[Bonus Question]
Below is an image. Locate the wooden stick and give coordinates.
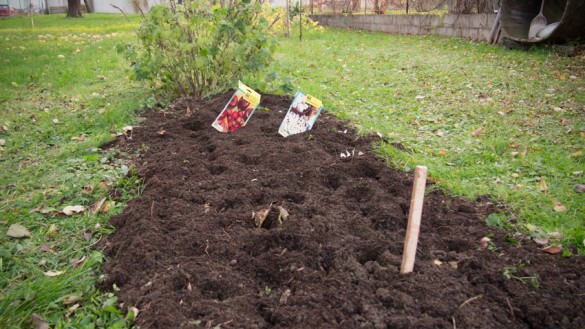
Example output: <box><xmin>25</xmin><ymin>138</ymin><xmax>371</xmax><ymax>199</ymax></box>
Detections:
<box><xmin>400</xmin><ymin>165</ymin><xmax>428</xmax><ymax>274</ymax></box>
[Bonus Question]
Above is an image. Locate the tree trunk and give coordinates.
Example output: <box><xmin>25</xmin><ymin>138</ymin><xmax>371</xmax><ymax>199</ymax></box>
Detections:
<box><xmin>67</xmin><ymin>0</ymin><xmax>83</xmax><ymax>17</ymax></box>
<box><xmin>84</xmin><ymin>0</ymin><xmax>93</xmax><ymax>13</ymax></box>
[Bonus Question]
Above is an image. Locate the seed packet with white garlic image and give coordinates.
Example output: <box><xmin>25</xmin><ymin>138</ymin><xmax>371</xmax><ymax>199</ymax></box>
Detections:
<box><xmin>212</xmin><ymin>81</ymin><xmax>261</xmax><ymax>133</ymax></box>
<box><xmin>278</xmin><ymin>91</ymin><xmax>323</xmax><ymax>137</ymax></box>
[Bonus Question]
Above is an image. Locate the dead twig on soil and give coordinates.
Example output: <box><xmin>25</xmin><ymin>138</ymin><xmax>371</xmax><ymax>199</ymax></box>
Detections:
<box><xmin>150</xmin><ymin>200</ymin><xmax>154</xmax><ymax>218</ymax></box>
<box><xmin>506</xmin><ymin>298</ymin><xmax>515</xmax><ymax>318</ymax></box>
<box><xmin>204</xmin><ymin>239</ymin><xmax>209</xmax><ymax>256</ymax></box>
<box><xmin>452</xmin><ymin>316</ymin><xmax>456</xmax><ymax>329</ymax></box>
<box><xmin>458</xmin><ymin>294</ymin><xmax>483</xmax><ymax>309</ymax></box>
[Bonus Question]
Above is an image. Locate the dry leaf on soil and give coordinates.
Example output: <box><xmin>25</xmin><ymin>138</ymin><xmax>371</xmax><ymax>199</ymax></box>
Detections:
<box><xmin>533</xmin><ymin>239</ymin><xmax>549</xmax><ymax>246</ymax></box>
<box><xmin>480</xmin><ymin>237</ymin><xmax>491</xmax><ymax>249</ymax></box>
<box><xmin>277</xmin><ymin>206</ymin><xmax>289</xmax><ymax>222</ymax></box>
<box><xmin>255</xmin><ymin>207</ymin><xmax>271</xmax><ymax>228</ymax></box>
<box><xmin>83</xmin><ymin>231</ymin><xmax>93</xmax><ymax>242</ymax></box>
<box><xmin>7</xmin><ymin>223</ymin><xmax>31</xmax><ymax>238</ymax></box>
<box><xmin>541</xmin><ymin>245</ymin><xmax>562</xmax><ymax>254</ymax></box>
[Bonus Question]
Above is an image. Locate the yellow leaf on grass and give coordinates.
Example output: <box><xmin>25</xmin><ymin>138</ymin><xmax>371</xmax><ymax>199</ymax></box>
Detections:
<box><xmin>63</xmin><ymin>205</ymin><xmax>85</xmax><ymax>215</ymax></box>
<box><xmin>63</xmin><ymin>295</ymin><xmax>83</xmax><ymax>305</ymax></box>
<box><xmin>90</xmin><ymin>198</ymin><xmax>106</xmax><ymax>215</ymax></box>
<box><xmin>438</xmin><ymin>150</ymin><xmax>448</xmax><ymax>155</ymax></box>
<box><xmin>539</xmin><ymin>177</ymin><xmax>547</xmax><ymax>192</ymax></box>
<box><xmin>44</xmin><ymin>270</ymin><xmax>64</xmax><ymax>277</ymax></box>
<box><xmin>553</xmin><ymin>202</ymin><xmax>566</xmax><ymax>212</ymax></box>
<box><xmin>46</xmin><ymin>224</ymin><xmax>58</xmax><ymax>237</ymax></box>
<box><xmin>7</xmin><ymin>224</ymin><xmax>31</xmax><ymax>238</ymax></box>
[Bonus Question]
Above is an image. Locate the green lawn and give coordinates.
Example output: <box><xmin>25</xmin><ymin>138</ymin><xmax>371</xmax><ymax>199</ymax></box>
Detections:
<box><xmin>0</xmin><ymin>12</ymin><xmax>583</xmax><ymax>328</ymax></box>
<box><xmin>0</xmin><ymin>14</ymin><xmax>148</xmax><ymax>328</ymax></box>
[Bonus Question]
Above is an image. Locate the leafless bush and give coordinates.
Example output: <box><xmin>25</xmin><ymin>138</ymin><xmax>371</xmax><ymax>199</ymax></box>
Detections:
<box><xmin>374</xmin><ymin>0</ymin><xmax>389</xmax><ymax>14</ymax></box>
<box><xmin>447</xmin><ymin>0</ymin><xmax>494</xmax><ymax>14</ymax></box>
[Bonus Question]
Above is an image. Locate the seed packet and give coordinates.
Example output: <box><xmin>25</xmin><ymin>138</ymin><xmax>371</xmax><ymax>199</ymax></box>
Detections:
<box><xmin>212</xmin><ymin>81</ymin><xmax>261</xmax><ymax>133</ymax></box>
<box><xmin>278</xmin><ymin>91</ymin><xmax>323</xmax><ymax>137</ymax></box>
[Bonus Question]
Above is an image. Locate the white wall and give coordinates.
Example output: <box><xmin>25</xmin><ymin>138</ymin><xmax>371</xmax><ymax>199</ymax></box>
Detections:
<box><xmin>3</xmin><ymin>0</ymin><xmax>46</xmax><ymax>10</ymax></box>
<box><xmin>93</xmin><ymin>0</ymin><xmax>165</xmax><ymax>14</ymax></box>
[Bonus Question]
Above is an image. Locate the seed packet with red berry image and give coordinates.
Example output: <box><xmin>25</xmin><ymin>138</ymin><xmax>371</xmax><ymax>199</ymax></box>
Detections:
<box><xmin>278</xmin><ymin>91</ymin><xmax>323</xmax><ymax>137</ymax></box>
<box><xmin>212</xmin><ymin>81</ymin><xmax>261</xmax><ymax>133</ymax></box>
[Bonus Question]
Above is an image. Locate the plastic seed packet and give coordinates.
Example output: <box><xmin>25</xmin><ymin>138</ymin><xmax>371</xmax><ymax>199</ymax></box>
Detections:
<box><xmin>212</xmin><ymin>81</ymin><xmax>261</xmax><ymax>133</ymax></box>
<box><xmin>278</xmin><ymin>91</ymin><xmax>323</xmax><ymax>137</ymax></box>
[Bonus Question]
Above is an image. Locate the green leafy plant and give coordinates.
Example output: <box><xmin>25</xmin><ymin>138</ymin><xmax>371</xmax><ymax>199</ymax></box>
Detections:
<box><xmin>123</xmin><ymin>0</ymin><xmax>276</xmax><ymax>98</ymax></box>
<box><xmin>502</xmin><ymin>267</ymin><xmax>540</xmax><ymax>289</ymax></box>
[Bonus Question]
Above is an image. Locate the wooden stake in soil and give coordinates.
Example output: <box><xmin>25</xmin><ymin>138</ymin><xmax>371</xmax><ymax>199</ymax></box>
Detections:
<box><xmin>400</xmin><ymin>165</ymin><xmax>428</xmax><ymax>274</ymax></box>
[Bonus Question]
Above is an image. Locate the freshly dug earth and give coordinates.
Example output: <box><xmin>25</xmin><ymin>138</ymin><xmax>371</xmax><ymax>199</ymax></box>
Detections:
<box><xmin>101</xmin><ymin>93</ymin><xmax>584</xmax><ymax>329</ymax></box>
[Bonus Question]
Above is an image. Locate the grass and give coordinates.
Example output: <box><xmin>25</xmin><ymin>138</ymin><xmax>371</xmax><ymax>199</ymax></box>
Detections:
<box><xmin>0</xmin><ymin>11</ymin><xmax>583</xmax><ymax>329</ymax></box>
<box><xmin>273</xmin><ymin>28</ymin><xmax>585</xmax><ymax>253</ymax></box>
<box><xmin>0</xmin><ymin>14</ymin><xmax>150</xmax><ymax>328</ymax></box>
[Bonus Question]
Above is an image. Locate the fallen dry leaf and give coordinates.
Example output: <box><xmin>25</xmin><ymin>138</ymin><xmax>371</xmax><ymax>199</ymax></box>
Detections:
<box><xmin>31</xmin><ymin>313</ymin><xmax>49</xmax><ymax>329</ymax></box>
<box><xmin>533</xmin><ymin>238</ymin><xmax>549</xmax><ymax>246</ymax></box>
<box><xmin>63</xmin><ymin>205</ymin><xmax>85</xmax><ymax>215</ymax></box>
<box><xmin>68</xmin><ymin>303</ymin><xmax>80</xmax><ymax>312</ymax></box>
<box><xmin>83</xmin><ymin>231</ymin><xmax>93</xmax><ymax>242</ymax></box>
<box><xmin>279</xmin><ymin>289</ymin><xmax>292</xmax><ymax>305</ymax></box>
<box><xmin>70</xmin><ymin>256</ymin><xmax>87</xmax><ymax>267</ymax></box>
<box><xmin>438</xmin><ymin>150</ymin><xmax>448</xmax><ymax>155</ymax></box>
<box><xmin>7</xmin><ymin>223</ymin><xmax>31</xmax><ymax>238</ymax></box>
<box><xmin>575</xmin><ymin>184</ymin><xmax>585</xmax><ymax>193</ymax></box>
<box><xmin>43</xmin><ymin>270</ymin><xmax>64</xmax><ymax>277</ymax></box>
<box><xmin>553</xmin><ymin>202</ymin><xmax>567</xmax><ymax>212</ymax></box>
<box><xmin>480</xmin><ymin>237</ymin><xmax>491</xmax><ymax>249</ymax></box>
<box><xmin>539</xmin><ymin>177</ymin><xmax>547</xmax><ymax>192</ymax></box>
<box><xmin>63</xmin><ymin>295</ymin><xmax>83</xmax><ymax>305</ymax></box>
<box><xmin>90</xmin><ymin>198</ymin><xmax>106</xmax><ymax>215</ymax></box>
<box><xmin>101</xmin><ymin>201</ymin><xmax>112</xmax><ymax>213</ymax></box>
<box><xmin>29</xmin><ymin>205</ymin><xmax>57</xmax><ymax>214</ymax></box>
<box><xmin>472</xmin><ymin>127</ymin><xmax>484</xmax><ymax>137</ymax></box>
<box><xmin>0</xmin><ymin>139</ymin><xmax>5</xmax><ymax>146</ymax></box>
<box><xmin>81</xmin><ymin>184</ymin><xmax>94</xmax><ymax>194</ymax></box>
<box><xmin>541</xmin><ymin>245</ymin><xmax>562</xmax><ymax>254</ymax></box>
<box><xmin>39</xmin><ymin>245</ymin><xmax>55</xmax><ymax>252</ymax></box>
<box><xmin>45</xmin><ymin>224</ymin><xmax>58</xmax><ymax>237</ymax></box>
<box><xmin>277</xmin><ymin>206</ymin><xmax>289</xmax><ymax>222</ymax></box>
<box><xmin>255</xmin><ymin>204</ymin><xmax>273</xmax><ymax>228</ymax></box>
<box><xmin>433</xmin><ymin>259</ymin><xmax>443</xmax><ymax>266</ymax></box>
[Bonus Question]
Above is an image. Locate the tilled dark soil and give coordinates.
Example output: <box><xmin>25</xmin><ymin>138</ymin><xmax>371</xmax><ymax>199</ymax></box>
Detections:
<box><xmin>101</xmin><ymin>92</ymin><xmax>585</xmax><ymax>329</ymax></box>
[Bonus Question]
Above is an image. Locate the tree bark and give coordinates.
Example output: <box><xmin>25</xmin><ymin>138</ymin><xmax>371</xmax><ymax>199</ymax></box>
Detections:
<box><xmin>67</xmin><ymin>0</ymin><xmax>83</xmax><ymax>17</ymax></box>
<box><xmin>84</xmin><ymin>0</ymin><xmax>93</xmax><ymax>13</ymax></box>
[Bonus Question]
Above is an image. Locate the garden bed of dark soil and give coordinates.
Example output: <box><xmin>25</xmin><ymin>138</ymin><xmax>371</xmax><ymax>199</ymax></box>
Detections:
<box><xmin>101</xmin><ymin>92</ymin><xmax>584</xmax><ymax>329</ymax></box>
